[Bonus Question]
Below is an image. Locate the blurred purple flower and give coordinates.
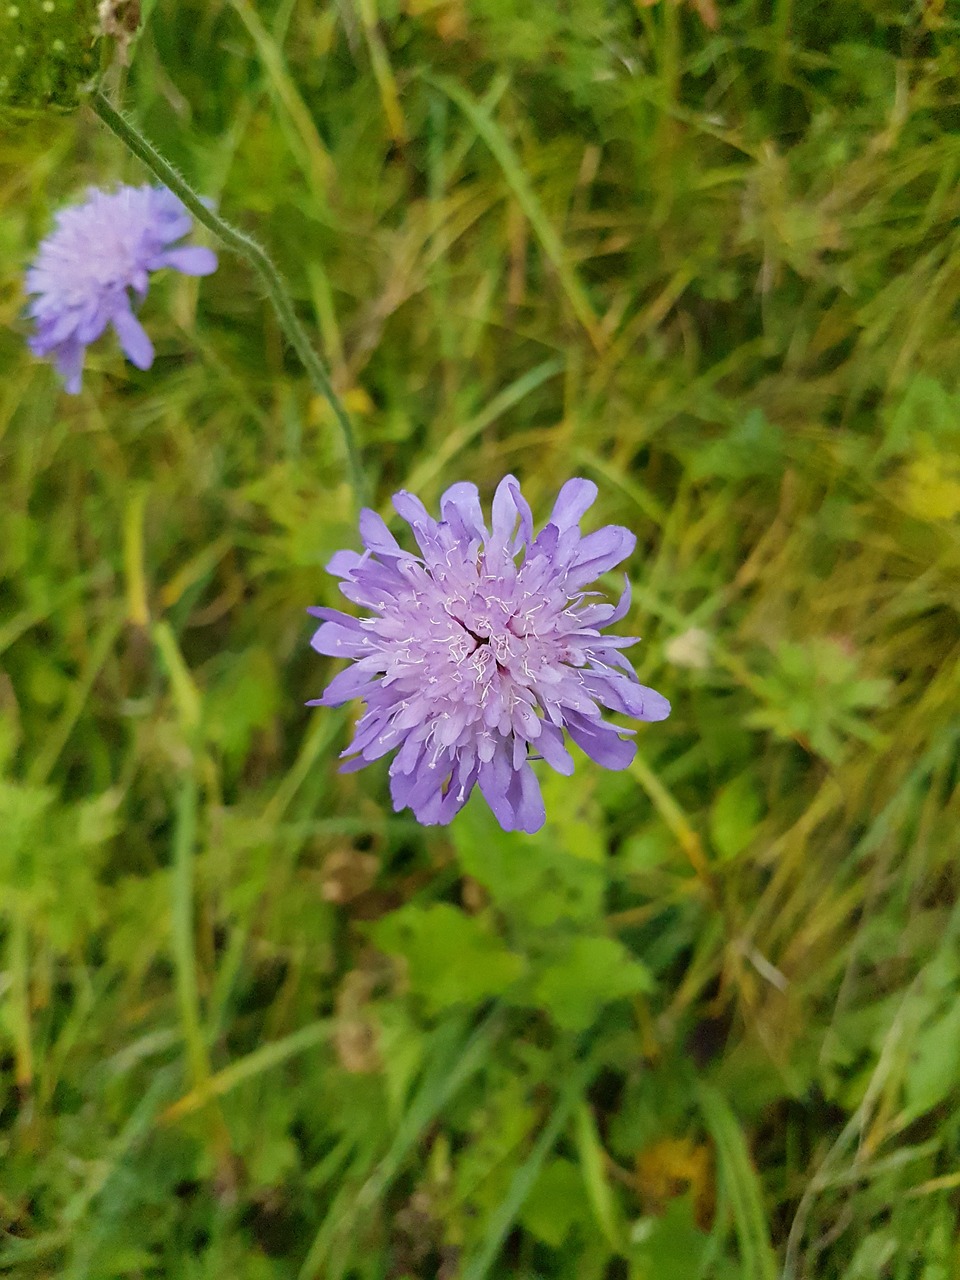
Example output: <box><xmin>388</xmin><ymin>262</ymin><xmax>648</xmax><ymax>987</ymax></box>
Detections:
<box><xmin>25</xmin><ymin>183</ymin><xmax>217</xmax><ymax>393</ymax></box>
<box><xmin>310</xmin><ymin>476</ymin><xmax>670</xmax><ymax>834</ymax></box>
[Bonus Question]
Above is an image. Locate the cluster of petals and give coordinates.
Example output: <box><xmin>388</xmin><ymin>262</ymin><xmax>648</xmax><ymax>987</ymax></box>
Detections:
<box><xmin>25</xmin><ymin>183</ymin><xmax>217</xmax><ymax>393</ymax></box>
<box><xmin>310</xmin><ymin>476</ymin><xmax>670</xmax><ymax>834</ymax></box>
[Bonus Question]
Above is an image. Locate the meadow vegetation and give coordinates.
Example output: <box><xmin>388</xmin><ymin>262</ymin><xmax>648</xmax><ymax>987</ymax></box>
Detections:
<box><xmin>1</xmin><ymin>0</ymin><xmax>959</xmax><ymax>1276</ymax></box>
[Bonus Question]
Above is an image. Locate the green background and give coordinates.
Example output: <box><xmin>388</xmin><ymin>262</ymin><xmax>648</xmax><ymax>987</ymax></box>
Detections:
<box><xmin>1</xmin><ymin>0</ymin><xmax>960</xmax><ymax>1276</ymax></box>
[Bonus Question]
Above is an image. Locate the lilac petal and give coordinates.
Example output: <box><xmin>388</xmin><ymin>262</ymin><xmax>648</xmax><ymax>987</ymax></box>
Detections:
<box><xmin>511</xmin><ymin>484</ymin><xmax>534</xmax><ymax>552</ymax></box>
<box><xmin>549</xmin><ymin>478</ymin><xmax>597</xmax><ymax>532</ymax></box>
<box><xmin>507</xmin><ymin>761</ymin><xmax>546</xmax><ymax>833</ymax></box>
<box><xmin>609</xmin><ymin>575</ymin><xmax>632</xmax><ymax>625</ymax></box>
<box><xmin>392</xmin><ymin>731</ymin><xmax>425</xmax><ymax>776</ymax></box>
<box><xmin>582</xmin><ymin>671</ymin><xmax>671</xmax><ymax>721</ymax></box>
<box><xmin>158</xmin><ymin>245</ymin><xmax>218</xmax><ymax>276</ymax></box>
<box><xmin>337</xmin><ymin>752</ymin><xmax>370</xmax><ymax>774</ymax></box>
<box><xmin>36</xmin><ymin>306</ymin><xmax>83</xmax><ymax>348</ymax></box>
<box><xmin>391</xmin><ymin>752</ymin><xmax>450</xmax><ymax>820</ymax></box>
<box><xmin>146</xmin><ymin>186</ymin><xmax>190</xmax><ymax>228</ymax></box>
<box><xmin>393</xmin><ymin>490</ymin><xmax>433</xmax><ymax>527</ymax></box>
<box><xmin>565</xmin><ymin>526</ymin><xmax>637</xmax><ymax>590</ymax></box>
<box><xmin>393</xmin><ymin>491</ymin><xmax>446</xmax><ymax>560</ymax></box>
<box><xmin>640</xmin><ymin>689</ymin><xmax>671</xmax><ymax>721</ymax></box>
<box><xmin>55</xmin><ymin>341</ymin><xmax>86</xmax><ymax>395</ymax></box>
<box><xmin>489</xmin><ymin>474</ymin><xmax>525</xmax><ymax>552</ymax></box>
<box><xmin>317</xmin><ymin>664</ymin><xmax>378</xmax><ymax>706</ymax></box>
<box><xmin>487</xmin><ymin>473</ymin><xmax>533</xmax><ymax>552</ymax></box>
<box><xmin>353</xmin><ymin>718</ymin><xmax>403</xmax><ymax>762</ymax></box>
<box><xmin>530</xmin><ymin>522</ymin><xmax>559</xmax><ymax>560</ymax></box>
<box><xmin>112</xmin><ymin>306</ymin><xmax>154</xmax><ymax>371</ymax></box>
<box><xmin>437</xmin><ymin>772</ymin><xmax>478</xmax><ymax>823</ymax></box>
<box><xmin>307</xmin><ymin>474</ymin><xmax>668</xmax><ymax>830</ymax></box>
<box><xmin>478</xmin><ymin>745</ymin><xmax>515</xmax><ymax>831</ymax></box>
<box><xmin>75</xmin><ymin>301</ymin><xmax>111</xmax><ymax>344</ymax></box>
<box><xmin>440</xmin><ymin>481</ymin><xmax>486</xmax><ymax>543</ymax></box>
<box><xmin>307</xmin><ymin>606</ymin><xmax>364</xmax><ymax>626</ymax></box>
<box><xmin>24</xmin><ymin>182</ymin><xmax>217</xmax><ymax>390</ymax></box>
<box><xmin>535</xmin><ymin>721</ymin><xmax>575</xmax><ymax>775</ymax></box>
<box><xmin>326</xmin><ymin>549</ymin><xmax>366</xmax><ymax>577</ymax></box>
<box><xmin>359</xmin><ymin>508</ymin><xmax>402</xmax><ymax>556</ymax></box>
<box><xmin>310</xmin><ymin>622</ymin><xmax>371</xmax><ymax>657</ymax></box>
<box><xmin>388</xmin><ymin>763</ymin><xmax>421</xmax><ymax>812</ymax></box>
<box><xmin>565</xmin><ymin>712</ymin><xmax>637</xmax><ymax>770</ymax></box>
<box><xmin>338</xmin><ymin>562</ymin><xmax>407</xmax><ymax>608</ymax></box>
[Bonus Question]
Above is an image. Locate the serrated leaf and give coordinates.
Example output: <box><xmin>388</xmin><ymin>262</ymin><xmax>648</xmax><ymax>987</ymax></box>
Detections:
<box><xmin>370</xmin><ymin>904</ymin><xmax>525</xmax><ymax>1013</ymax></box>
<box><xmin>533</xmin><ymin>935</ymin><xmax>653</xmax><ymax>1032</ymax></box>
<box><xmin>452</xmin><ymin>792</ymin><xmax>604</xmax><ymax>928</ymax></box>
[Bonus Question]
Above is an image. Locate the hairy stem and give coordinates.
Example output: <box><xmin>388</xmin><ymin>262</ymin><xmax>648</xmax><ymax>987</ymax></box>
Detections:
<box><xmin>91</xmin><ymin>88</ymin><xmax>367</xmax><ymax>506</ymax></box>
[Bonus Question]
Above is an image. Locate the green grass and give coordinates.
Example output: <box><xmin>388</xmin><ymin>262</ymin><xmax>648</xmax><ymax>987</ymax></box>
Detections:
<box><xmin>2</xmin><ymin>1</ymin><xmax>960</xmax><ymax>1276</ymax></box>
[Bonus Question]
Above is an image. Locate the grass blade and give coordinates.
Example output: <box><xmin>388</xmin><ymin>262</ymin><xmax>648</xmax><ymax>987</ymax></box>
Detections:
<box><xmin>426</xmin><ymin>73</ymin><xmax>605</xmax><ymax>351</ymax></box>
<box><xmin>462</xmin><ymin>1055</ymin><xmax>595</xmax><ymax>1280</ymax></box>
<box><xmin>695</xmin><ymin>1081</ymin><xmax>777</xmax><ymax>1280</ymax></box>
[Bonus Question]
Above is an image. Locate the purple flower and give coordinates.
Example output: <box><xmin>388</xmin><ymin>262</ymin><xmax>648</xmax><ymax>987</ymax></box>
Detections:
<box><xmin>25</xmin><ymin>183</ymin><xmax>217</xmax><ymax>394</ymax></box>
<box><xmin>310</xmin><ymin>476</ymin><xmax>671</xmax><ymax>834</ymax></box>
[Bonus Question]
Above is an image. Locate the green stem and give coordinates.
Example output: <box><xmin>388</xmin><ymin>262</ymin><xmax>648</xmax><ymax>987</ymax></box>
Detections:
<box><xmin>9</xmin><ymin>914</ymin><xmax>33</xmax><ymax>1092</ymax></box>
<box><xmin>90</xmin><ymin>88</ymin><xmax>367</xmax><ymax>507</ymax></box>
<box><xmin>171</xmin><ymin>770</ymin><xmax>210</xmax><ymax>1091</ymax></box>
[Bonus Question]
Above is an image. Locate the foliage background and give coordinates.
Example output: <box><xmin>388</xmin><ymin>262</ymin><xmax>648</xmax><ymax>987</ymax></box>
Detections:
<box><xmin>2</xmin><ymin>0</ymin><xmax>960</xmax><ymax>1276</ymax></box>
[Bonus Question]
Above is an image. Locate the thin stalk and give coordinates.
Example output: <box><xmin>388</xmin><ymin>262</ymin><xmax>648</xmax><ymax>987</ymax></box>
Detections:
<box><xmin>9</xmin><ymin>914</ymin><xmax>33</xmax><ymax>1092</ymax></box>
<box><xmin>171</xmin><ymin>770</ymin><xmax>210</xmax><ymax>1091</ymax></box>
<box><xmin>90</xmin><ymin>89</ymin><xmax>367</xmax><ymax>507</ymax></box>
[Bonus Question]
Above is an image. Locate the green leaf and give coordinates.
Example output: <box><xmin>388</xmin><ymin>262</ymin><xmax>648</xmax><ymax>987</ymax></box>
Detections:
<box><xmin>204</xmin><ymin>646</ymin><xmax>280</xmax><ymax>765</ymax></box>
<box><xmin>881</xmin><ymin>375</ymin><xmax>960</xmax><ymax>460</ymax></box>
<box><xmin>452</xmin><ymin>792</ymin><xmax>604</xmax><ymax>928</ymax></box>
<box><xmin>575</xmin><ymin>1101</ymin><xmax>625</xmax><ymax>1250</ymax></box>
<box><xmin>630</xmin><ymin>1196</ymin><xmax>712</xmax><ymax>1280</ymax></box>
<box><xmin>694</xmin><ymin>1083</ymin><xmax>777</xmax><ymax>1280</ymax></box>
<box><xmin>533</xmin><ymin>935</ymin><xmax>653</xmax><ymax>1032</ymax></box>
<box><xmin>370</xmin><ymin>904</ymin><xmax>525</xmax><ymax>1013</ymax></box>
<box><xmin>746</xmin><ymin>639</ymin><xmax>890</xmax><ymax>764</ymax></box>
<box><xmin>541</xmin><ymin>768</ymin><xmax>605</xmax><ymax>862</ymax></box>
<box><xmin>686</xmin><ymin>410</ymin><xmax>784</xmax><ymax>482</ymax></box>
<box><xmin>619</xmin><ymin>826</ymin><xmax>676</xmax><ymax>873</ymax></box>
<box><xmin>904</xmin><ymin>1000</ymin><xmax>960</xmax><ymax>1120</ymax></box>
<box><xmin>709</xmin><ymin>772</ymin><xmax>762</xmax><ymax>861</ymax></box>
<box><xmin>0</xmin><ymin>780</ymin><xmax>112</xmax><ymax>950</ymax></box>
<box><xmin>519</xmin><ymin>1158</ymin><xmax>589</xmax><ymax>1248</ymax></box>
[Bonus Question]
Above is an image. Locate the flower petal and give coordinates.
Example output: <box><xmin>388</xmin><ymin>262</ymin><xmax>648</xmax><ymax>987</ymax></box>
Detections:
<box><xmin>159</xmin><ymin>245</ymin><xmax>218</xmax><ymax>276</ymax></box>
<box><xmin>565</xmin><ymin>525</ymin><xmax>637</xmax><ymax>589</ymax></box>
<box><xmin>549</xmin><ymin>478</ymin><xmax>597</xmax><ymax>532</ymax></box>
<box><xmin>54</xmin><ymin>340</ymin><xmax>86</xmax><ymax>395</ymax></box>
<box><xmin>534</xmin><ymin>721</ymin><xmax>575</xmax><ymax>775</ymax></box>
<box><xmin>24</xmin><ymin>183</ymin><xmax>216</xmax><ymax>391</ymax></box>
<box><xmin>359</xmin><ymin>508</ymin><xmax>403</xmax><ymax>556</ymax></box>
<box><xmin>310</xmin><ymin>621</ymin><xmax>371</xmax><ymax>657</ymax></box>
<box><xmin>307</xmin><ymin>475</ymin><xmax>668</xmax><ymax>831</ymax></box>
<box><xmin>581</xmin><ymin>671</ymin><xmax>671</xmax><ymax>721</ymax></box>
<box><xmin>111</xmin><ymin>305</ymin><xmax>155</xmax><ymax>371</ymax></box>
<box><xmin>489</xmin><ymin>474</ymin><xmax>531</xmax><ymax>554</ymax></box>
<box><xmin>508</xmin><ymin>760</ymin><xmax>546</xmax><ymax>833</ymax></box>
<box><xmin>565</xmin><ymin>711</ymin><xmax>637</xmax><ymax>770</ymax></box>
<box><xmin>316</xmin><ymin>664</ymin><xmax>379</xmax><ymax>706</ymax></box>
<box><xmin>441</xmin><ymin>481</ymin><xmax>487</xmax><ymax>543</ymax></box>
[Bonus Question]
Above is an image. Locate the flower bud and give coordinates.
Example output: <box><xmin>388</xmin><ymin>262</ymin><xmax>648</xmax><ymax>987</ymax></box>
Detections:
<box><xmin>0</xmin><ymin>0</ymin><xmax>102</xmax><ymax>116</ymax></box>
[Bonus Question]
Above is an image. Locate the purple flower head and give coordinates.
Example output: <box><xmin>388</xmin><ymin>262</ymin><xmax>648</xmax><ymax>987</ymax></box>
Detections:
<box><xmin>24</xmin><ymin>183</ymin><xmax>218</xmax><ymax>394</ymax></box>
<box><xmin>310</xmin><ymin>476</ymin><xmax>671</xmax><ymax>835</ymax></box>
